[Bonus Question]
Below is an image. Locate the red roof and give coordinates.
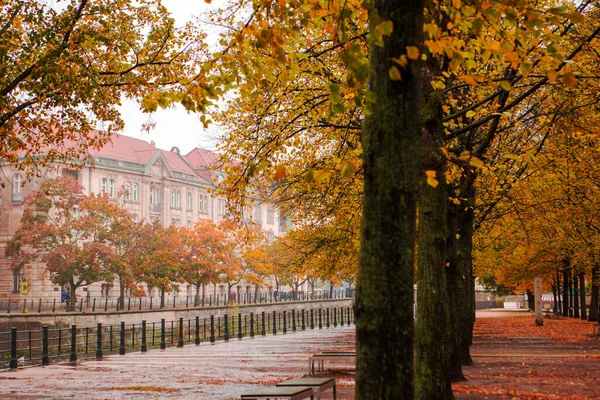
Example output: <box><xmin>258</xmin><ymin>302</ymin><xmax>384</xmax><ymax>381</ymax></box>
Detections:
<box><xmin>88</xmin><ymin>134</ymin><xmax>158</xmax><ymax>164</ymax></box>
<box><xmin>162</xmin><ymin>149</ymin><xmax>198</xmax><ymax>176</ymax></box>
<box><xmin>185</xmin><ymin>147</ymin><xmax>220</xmax><ymax>170</ymax></box>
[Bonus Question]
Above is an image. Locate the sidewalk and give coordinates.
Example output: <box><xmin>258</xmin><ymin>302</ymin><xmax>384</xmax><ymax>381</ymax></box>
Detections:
<box><xmin>0</xmin><ymin>326</ymin><xmax>356</xmax><ymax>399</ymax></box>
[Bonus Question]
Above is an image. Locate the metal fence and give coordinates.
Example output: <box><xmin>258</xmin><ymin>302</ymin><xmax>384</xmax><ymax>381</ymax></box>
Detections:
<box><xmin>0</xmin><ymin>305</ymin><xmax>355</xmax><ymax>371</ymax></box>
<box><xmin>0</xmin><ymin>289</ymin><xmax>353</xmax><ymax>314</ymax></box>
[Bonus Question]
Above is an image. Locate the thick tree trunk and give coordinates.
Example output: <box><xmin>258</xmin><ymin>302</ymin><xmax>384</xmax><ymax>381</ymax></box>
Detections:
<box><xmin>579</xmin><ymin>273</ymin><xmax>587</xmax><ymax>320</ymax></box>
<box><xmin>589</xmin><ymin>263</ymin><xmax>599</xmax><ymax>322</ymax></box>
<box><xmin>119</xmin><ymin>277</ymin><xmax>125</xmax><ymax>309</ymax></box>
<box><xmin>195</xmin><ymin>283</ymin><xmax>202</xmax><ymax>306</ymax></box>
<box><xmin>562</xmin><ymin>264</ymin><xmax>569</xmax><ymax>317</ymax></box>
<box><xmin>416</xmin><ymin>86</ymin><xmax>455</xmax><ymax>397</ymax></box>
<box><xmin>355</xmin><ymin>0</ymin><xmax>423</xmax><ymax>397</ymax></box>
<box><xmin>526</xmin><ymin>290</ymin><xmax>535</xmax><ymax>311</ymax></box>
<box><xmin>573</xmin><ymin>268</ymin><xmax>580</xmax><ymax>319</ymax></box>
<box><xmin>568</xmin><ymin>270</ymin><xmax>574</xmax><ymax>318</ymax></box>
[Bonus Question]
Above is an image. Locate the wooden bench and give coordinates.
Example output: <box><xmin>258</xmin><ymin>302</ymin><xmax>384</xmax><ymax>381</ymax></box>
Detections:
<box><xmin>240</xmin><ymin>386</ymin><xmax>314</xmax><ymax>400</ymax></box>
<box><xmin>277</xmin><ymin>378</ymin><xmax>336</xmax><ymax>400</ymax></box>
<box><xmin>308</xmin><ymin>352</ymin><xmax>355</xmax><ymax>375</ymax></box>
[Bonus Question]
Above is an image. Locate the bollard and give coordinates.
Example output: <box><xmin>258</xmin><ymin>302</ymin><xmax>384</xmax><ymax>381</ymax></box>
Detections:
<box><xmin>348</xmin><ymin>306</ymin><xmax>352</xmax><ymax>325</ymax></box>
<box><xmin>261</xmin><ymin>312</ymin><xmax>266</xmax><ymax>336</ymax></box>
<box><xmin>341</xmin><ymin>307</ymin><xmax>344</xmax><ymax>326</ymax></box>
<box><xmin>333</xmin><ymin>307</ymin><xmax>337</xmax><ymax>327</ymax></box>
<box><xmin>224</xmin><ymin>314</ymin><xmax>229</xmax><ymax>341</ymax></box>
<box><xmin>92</xmin><ymin>298</ymin><xmax>96</xmax><ymax>312</ymax></box>
<box><xmin>160</xmin><ymin>319</ymin><xmax>166</xmax><ymax>350</ymax></box>
<box><xmin>178</xmin><ymin>318</ymin><xmax>184</xmax><ymax>347</ymax></box>
<box><xmin>326</xmin><ymin>308</ymin><xmax>330</xmax><ymax>328</ymax></box>
<box><xmin>119</xmin><ymin>321</ymin><xmax>126</xmax><ymax>355</ymax></box>
<box><xmin>311</xmin><ymin>309</ymin><xmax>315</xmax><ymax>329</ymax></box>
<box><xmin>70</xmin><ymin>325</ymin><xmax>77</xmax><ymax>362</ymax></box>
<box><xmin>283</xmin><ymin>311</ymin><xmax>287</xmax><ymax>334</ymax></box>
<box><xmin>250</xmin><ymin>313</ymin><xmax>255</xmax><ymax>338</ymax></box>
<box><xmin>195</xmin><ymin>316</ymin><xmax>200</xmax><ymax>345</ymax></box>
<box><xmin>141</xmin><ymin>321</ymin><xmax>147</xmax><ymax>352</ymax></box>
<box><xmin>10</xmin><ymin>327</ymin><xmax>17</xmax><ymax>370</ymax></box>
<box><xmin>210</xmin><ymin>315</ymin><xmax>215</xmax><ymax>343</ymax></box>
<box><xmin>96</xmin><ymin>323</ymin><xmax>103</xmax><ymax>359</ymax></box>
<box><xmin>238</xmin><ymin>313</ymin><xmax>242</xmax><ymax>340</ymax></box>
<box><xmin>42</xmin><ymin>326</ymin><xmax>49</xmax><ymax>365</ymax></box>
<box><xmin>139</xmin><ymin>298</ymin><xmax>142</xmax><ymax>311</ymax></box>
<box><xmin>318</xmin><ymin>308</ymin><xmax>323</xmax><ymax>329</ymax></box>
<box><xmin>272</xmin><ymin>311</ymin><xmax>277</xmax><ymax>335</ymax></box>
<box><xmin>292</xmin><ymin>310</ymin><xmax>296</xmax><ymax>332</ymax></box>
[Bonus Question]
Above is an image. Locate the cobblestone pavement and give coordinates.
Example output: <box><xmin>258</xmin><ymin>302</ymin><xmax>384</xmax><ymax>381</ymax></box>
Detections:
<box><xmin>0</xmin><ymin>326</ymin><xmax>356</xmax><ymax>399</ymax></box>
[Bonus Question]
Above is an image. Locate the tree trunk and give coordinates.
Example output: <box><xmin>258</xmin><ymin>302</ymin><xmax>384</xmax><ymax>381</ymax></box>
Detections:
<box><xmin>415</xmin><ymin>34</ymin><xmax>455</xmax><ymax>397</ymax></box>
<box><xmin>526</xmin><ymin>289</ymin><xmax>535</xmax><ymax>311</ymax></box>
<box><xmin>573</xmin><ymin>268</ymin><xmax>580</xmax><ymax>319</ymax></box>
<box><xmin>562</xmin><ymin>264</ymin><xmax>569</xmax><ymax>317</ymax></box>
<box><xmin>579</xmin><ymin>273</ymin><xmax>587</xmax><ymax>320</ymax></box>
<box><xmin>589</xmin><ymin>263</ymin><xmax>599</xmax><ymax>322</ymax></box>
<box><xmin>355</xmin><ymin>0</ymin><xmax>423</xmax><ymax>397</ymax></box>
<box><xmin>568</xmin><ymin>269</ymin><xmax>574</xmax><ymax>318</ymax></box>
<box><xmin>119</xmin><ymin>277</ymin><xmax>125</xmax><ymax>309</ymax></box>
<box><xmin>195</xmin><ymin>283</ymin><xmax>202</xmax><ymax>306</ymax></box>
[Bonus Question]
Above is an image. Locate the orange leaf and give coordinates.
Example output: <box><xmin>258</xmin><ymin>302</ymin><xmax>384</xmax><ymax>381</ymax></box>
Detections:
<box><xmin>274</xmin><ymin>165</ymin><xmax>287</xmax><ymax>181</ymax></box>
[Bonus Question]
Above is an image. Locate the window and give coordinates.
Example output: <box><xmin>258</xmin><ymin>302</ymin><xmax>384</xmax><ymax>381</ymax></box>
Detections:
<box><xmin>187</xmin><ymin>220</ymin><xmax>192</xmax><ymax>228</ymax></box>
<box><xmin>267</xmin><ymin>208</ymin><xmax>275</xmax><ymax>224</ymax></box>
<box><xmin>187</xmin><ymin>192</ymin><xmax>192</xmax><ymax>210</ymax></box>
<box><xmin>218</xmin><ymin>199</ymin><xmax>226</xmax><ymax>216</ymax></box>
<box><xmin>12</xmin><ymin>267</ymin><xmax>21</xmax><ymax>294</ymax></box>
<box><xmin>171</xmin><ymin>190</ymin><xmax>176</xmax><ymax>207</ymax></box>
<box><xmin>100</xmin><ymin>178</ymin><xmax>108</xmax><ymax>194</ymax></box>
<box><xmin>109</xmin><ymin>179</ymin><xmax>115</xmax><ymax>198</ymax></box>
<box><xmin>253</xmin><ymin>204</ymin><xmax>262</xmax><ymax>224</ymax></box>
<box><xmin>171</xmin><ymin>218</ymin><xmax>180</xmax><ymax>226</ymax></box>
<box><xmin>204</xmin><ymin>196</ymin><xmax>209</xmax><ymax>213</ymax></box>
<box><xmin>124</xmin><ymin>182</ymin><xmax>131</xmax><ymax>201</ymax></box>
<box><xmin>12</xmin><ymin>173</ymin><xmax>23</xmax><ymax>202</ymax></box>
<box><xmin>199</xmin><ymin>195</ymin><xmax>208</xmax><ymax>213</ymax></box>
<box><xmin>176</xmin><ymin>190</ymin><xmax>181</xmax><ymax>208</ymax></box>
<box><xmin>132</xmin><ymin>183</ymin><xmax>138</xmax><ymax>202</ymax></box>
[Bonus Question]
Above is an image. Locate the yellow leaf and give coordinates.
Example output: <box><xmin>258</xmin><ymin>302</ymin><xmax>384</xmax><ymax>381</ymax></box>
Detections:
<box><xmin>466</xmin><ymin>110</ymin><xmax>476</xmax><ymax>118</ymax></box>
<box><xmin>499</xmin><ymin>80</ymin><xmax>512</xmax><ymax>91</ymax></box>
<box><xmin>341</xmin><ymin>162</ymin><xmax>355</xmax><ymax>177</ymax></box>
<box><xmin>469</xmin><ymin>156</ymin><xmax>484</xmax><ymax>169</ymax></box>
<box><xmin>459</xmin><ymin>74</ymin><xmax>479</xmax><ymax>86</ymax></box>
<box><xmin>274</xmin><ymin>165</ymin><xmax>286</xmax><ymax>181</ymax></box>
<box><xmin>425</xmin><ymin>170</ymin><xmax>439</xmax><ymax>188</ymax></box>
<box><xmin>406</xmin><ymin>46</ymin><xmax>420</xmax><ymax>60</ymax></box>
<box><xmin>547</xmin><ymin>70</ymin><xmax>558</xmax><ymax>82</ymax></box>
<box><xmin>452</xmin><ymin>0</ymin><xmax>462</xmax><ymax>9</ymax></box>
<box><xmin>389</xmin><ymin>66</ymin><xmax>402</xmax><ymax>81</ymax></box>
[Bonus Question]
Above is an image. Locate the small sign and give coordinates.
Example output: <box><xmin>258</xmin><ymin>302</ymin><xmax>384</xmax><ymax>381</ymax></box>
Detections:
<box><xmin>21</xmin><ymin>282</ymin><xmax>29</xmax><ymax>294</ymax></box>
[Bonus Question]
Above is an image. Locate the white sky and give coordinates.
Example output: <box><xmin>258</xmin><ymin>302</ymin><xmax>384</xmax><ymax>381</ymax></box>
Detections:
<box><xmin>118</xmin><ymin>0</ymin><xmax>222</xmax><ymax>154</ymax></box>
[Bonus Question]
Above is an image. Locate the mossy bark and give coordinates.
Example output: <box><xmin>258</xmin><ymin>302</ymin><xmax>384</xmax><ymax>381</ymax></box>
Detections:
<box><xmin>355</xmin><ymin>0</ymin><xmax>423</xmax><ymax>398</ymax></box>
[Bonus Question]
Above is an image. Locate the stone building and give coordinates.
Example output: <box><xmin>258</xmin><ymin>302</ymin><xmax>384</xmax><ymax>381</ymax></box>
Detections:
<box><xmin>0</xmin><ymin>134</ymin><xmax>290</xmax><ymax>302</ymax></box>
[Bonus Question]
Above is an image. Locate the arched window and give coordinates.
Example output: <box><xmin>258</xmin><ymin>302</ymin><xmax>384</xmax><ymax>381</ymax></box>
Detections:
<box><xmin>100</xmin><ymin>178</ymin><xmax>108</xmax><ymax>194</ymax></box>
<box><xmin>187</xmin><ymin>192</ymin><xmax>192</xmax><ymax>210</ymax></box>
<box><xmin>109</xmin><ymin>179</ymin><xmax>115</xmax><ymax>198</ymax></box>
<box><xmin>132</xmin><ymin>183</ymin><xmax>138</xmax><ymax>202</ymax></box>
<box><xmin>124</xmin><ymin>182</ymin><xmax>131</xmax><ymax>201</ymax></box>
<box><xmin>12</xmin><ymin>173</ymin><xmax>23</xmax><ymax>202</ymax></box>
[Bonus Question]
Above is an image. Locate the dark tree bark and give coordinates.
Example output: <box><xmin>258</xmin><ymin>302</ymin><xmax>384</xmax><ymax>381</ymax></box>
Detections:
<box><xmin>552</xmin><ymin>279</ymin><xmax>558</xmax><ymax>315</ymax></box>
<box><xmin>415</xmin><ymin>69</ymin><xmax>455</xmax><ymax>398</ymax></box>
<box><xmin>355</xmin><ymin>0</ymin><xmax>423</xmax><ymax>398</ymax></box>
<box><xmin>579</xmin><ymin>273</ymin><xmax>587</xmax><ymax>321</ymax></box>
<box><xmin>568</xmin><ymin>269</ymin><xmax>574</xmax><ymax>318</ymax></box>
<box><xmin>562</xmin><ymin>263</ymin><xmax>569</xmax><ymax>317</ymax></box>
<box><xmin>526</xmin><ymin>289</ymin><xmax>535</xmax><ymax>312</ymax></box>
<box><xmin>589</xmin><ymin>263</ymin><xmax>599</xmax><ymax>322</ymax></box>
<box><xmin>573</xmin><ymin>268</ymin><xmax>580</xmax><ymax>319</ymax></box>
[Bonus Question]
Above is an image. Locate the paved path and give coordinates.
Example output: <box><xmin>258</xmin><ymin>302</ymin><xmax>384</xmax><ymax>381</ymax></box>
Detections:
<box><xmin>0</xmin><ymin>326</ymin><xmax>356</xmax><ymax>399</ymax></box>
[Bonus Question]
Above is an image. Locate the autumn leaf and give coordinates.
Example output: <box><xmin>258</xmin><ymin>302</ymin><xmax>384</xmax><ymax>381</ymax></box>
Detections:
<box><xmin>406</xmin><ymin>46</ymin><xmax>420</xmax><ymax>60</ymax></box>
<box><xmin>274</xmin><ymin>165</ymin><xmax>287</xmax><ymax>181</ymax></box>
<box><xmin>425</xmin><ymin>170</ymin><xmax>439</xmax><ymax>188</ymax></box>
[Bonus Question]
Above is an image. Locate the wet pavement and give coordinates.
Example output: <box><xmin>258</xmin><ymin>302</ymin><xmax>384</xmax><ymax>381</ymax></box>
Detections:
<box><xmin>0</xmin><ymin>326</ymin><xmax>356</xmax><ymax>399</ymax></box>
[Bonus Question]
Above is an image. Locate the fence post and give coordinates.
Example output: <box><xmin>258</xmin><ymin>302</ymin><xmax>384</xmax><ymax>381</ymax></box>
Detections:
<box><xmin>311</xmin><ymin>309</ymin><xmax>314</xmax><ymax>329</ymax></box>
<box><xmin>195</xmin><ymin>316</ymin><xmax>200</xmax><ymax>345</ymax></box>
<box><xmin>104</xmin><ymin>298</ymin><xmax>108</xmax><ymax>312</ymax></box>
<box><xmin>271</xmin><ymin>311</ymin><xmax>277</xmax><ymax>335</ymax></box>
<box><xmin>70</xmin><ymin>325</ymin><xmax>77</xmax><ymax>362</ymax></box>
<box><xmin>210</xmin><ymin>315</ymin><xmax>215</xmax><ymax>344</ymax></box>
<box><xmin>238</xmin><ymin>313</ymin><xmax>242</xmax><ymax>340</ymax></box>
<box><xmin>318</xmin><ymin>308</ymin><xmax>323</xmax><ymax>329</ymax></box>
<box><xmin>176</xmin><ymin>317</ymin><xmax>184</xmax><ymax>347</ymax></box>
<box><xmin>38</xmin><ymin>298</ymin><xmax>42</xmax><ymax>313</ymax></box>
<box><xmin>141</xmin><ymin>320</ymin><xmax>147</xmax><ymax>352</ymax></box>
<box><xmin>292</xmin><ymin>310</ymin><xmax>297</xmax><ymax>332</ymax></box>
<box><xmin>261</xmin><ymin>312</ymin><xmax>266</xmax><ymax>336</ymax></box>
<box><xmin>9</xmin><ymin>327</ymin><xmax>17</xmax><ymax>370</ymax></box>
<box><xmin>326</xmin><ymin>308</ymin><xmax>330</xmax><ymax>328</ymax></box>
<box><xmin>22</xmin><ymin>299</ymin><xmax>27</xmax><ymax>313</ymax></box>
<box><xmin>41</xmin><ymin>326</ymin><xmax>50</xmax><ymax>365</ymax></box>
<box><xmin>333</xmin><ymin>307</ymin><xmax>337</xmax><ymax>327</ymax></box>
<box><xmin>160</xmin><ymin>319</ymin><xmax>166</xmax><ymax>350</ymax></box>
<box><xmin>283</xmin><ymin>311</ymin><xmax>287</xmax><ymax>334</ymax></box>
<box><xmin>119</xmin><ymin>321</ymin><xmax>126</xmax><ymax>355</ymax></box>
<box><xmin>92</xmin><ymin>298</ymin><xmax>96</xmax><ymax>312</ymax></box>
<box><xmin>150</xmin><ymin>297</ymin><xmax>153</xmax><ymax>310</ymax></box>
<box><xmin>52</xmin><ymin>298</ymin><xmax>56</xmax><ymax>313</ymax></box>
<box><xmin>341</xmin><ymin>307</ymin><xmax>344</xmax><ymax>326</ymax></box>
<box><xmin>224</xmin><ymin>314</ymin><xmax>229</xmax><ymax>341</ymax></box>
<box><xmin>301</xmin><ymin>309</ymin><xmax>306</xmax><ymax>330</ymax></box>
<box><xmin>79</xmin><ymin>298</ymin><xmax>83</xmax><ymax>312</ymax></box>
<box><xmin>96</xmin><ymin>323</ymin><xmax>103</xmax><ymax>359</ymax></box>
<box><xmin>348</xmin><ymin>306</ymin><xmax>352</xmax><ymax>325</ymax></box>
<box><xmin>250</xmin><ymin>313</ymin><xmax>255</xmax><ymax>338</ymax></box>
<box><xmin>173</xmin><ymin>295</ymin><xmax>177</xmax><ymax>309</ymax></box>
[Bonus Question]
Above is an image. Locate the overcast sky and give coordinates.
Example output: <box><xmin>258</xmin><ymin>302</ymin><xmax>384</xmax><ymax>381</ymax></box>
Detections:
<box><xmin>118</xmin><ymin>0</ymin><xmax>221</xmax><ymax>155</ymax></box>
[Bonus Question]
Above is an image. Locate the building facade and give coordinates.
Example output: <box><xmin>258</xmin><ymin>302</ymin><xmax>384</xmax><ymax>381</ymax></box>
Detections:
<box><xmin>0</xmin><ymin>134</ymin><xmax>290</xmax><ymax>302</ymax></box>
